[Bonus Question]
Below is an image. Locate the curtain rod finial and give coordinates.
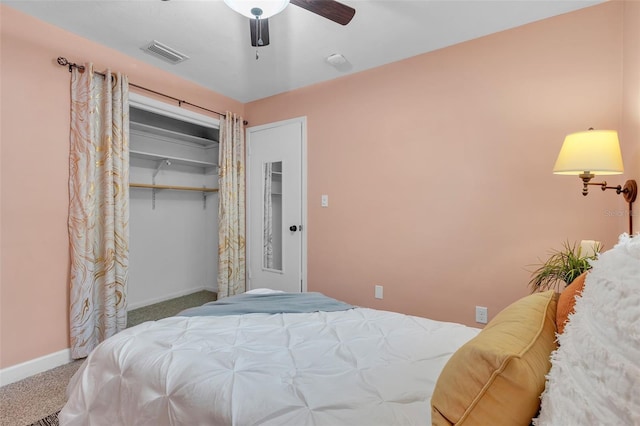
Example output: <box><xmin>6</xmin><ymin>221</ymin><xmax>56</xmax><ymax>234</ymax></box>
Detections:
<box><xmin>57</xmin><ymin>57</ymin><xmax>71</xmax><ymax>72</ymax></box>
<box><xmin>57</xmin><ymin>56</ymin><xmax>85</xmax><ymax>73</ymax></box>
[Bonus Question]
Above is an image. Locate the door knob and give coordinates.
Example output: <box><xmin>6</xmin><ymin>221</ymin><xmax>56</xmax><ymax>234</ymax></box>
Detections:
<box><xmin>289</xmin><ymin>225</ymin><xmax>297</xmax><ymax>232</ymax></box>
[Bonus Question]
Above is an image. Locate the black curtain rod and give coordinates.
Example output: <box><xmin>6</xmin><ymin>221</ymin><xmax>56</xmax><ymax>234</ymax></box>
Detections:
<box><xmin>56</xmin><ymin>57</ymin><xmax>248</xmax><ymax>125</ymax></box>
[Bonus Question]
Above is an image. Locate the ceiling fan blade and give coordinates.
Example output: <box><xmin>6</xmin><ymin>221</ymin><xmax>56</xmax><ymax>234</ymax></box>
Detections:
<box><xmin>290</xmin><ymin>0</ymin><xmax>355</xmax><ymax>26</ymax></box>
<box><xmin>249</xmin><ymin>18</ymin><xmax>270</xmax><ymax>47</ymax></box>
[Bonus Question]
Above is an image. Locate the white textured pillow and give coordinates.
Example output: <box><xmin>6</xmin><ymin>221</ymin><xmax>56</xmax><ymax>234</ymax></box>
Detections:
<box><xmin>534</xmin><ymin>234</ymin><xmax>640</xmax><ymax>425</ymax></box>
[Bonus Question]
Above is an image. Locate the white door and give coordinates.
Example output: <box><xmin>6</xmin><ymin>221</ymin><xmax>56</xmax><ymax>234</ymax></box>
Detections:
<box><xmin>247</xmin><ymin>117</ymin><xmax>306</xmax><ymax>293</ymax></box>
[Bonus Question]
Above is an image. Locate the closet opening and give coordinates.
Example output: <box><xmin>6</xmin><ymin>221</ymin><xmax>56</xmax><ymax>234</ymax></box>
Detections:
<box><xmin>127</xmin><ymin>93</ymin><xmax>220</xmax><ymax>311</ymax></box>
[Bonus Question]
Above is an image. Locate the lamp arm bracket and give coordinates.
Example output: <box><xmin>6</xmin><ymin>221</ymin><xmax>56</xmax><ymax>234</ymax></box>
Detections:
<box><xmin>578</xmin><ymin>175</ymin><xmax>638</xmax><ymax>203</ymax></box>
<box><xmin>584</xmin><ymin>180</ymin><xmax>636</xmax><ymax>198</ymax></box>
<box><xmin>584</xmin><ymin>181</ymin><xmax>616</xmax><ymax>191</ymax></box>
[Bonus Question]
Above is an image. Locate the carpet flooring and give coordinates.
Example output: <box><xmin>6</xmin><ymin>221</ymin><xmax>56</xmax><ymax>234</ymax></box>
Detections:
<box><xmin>0</xmin><ymin>290</ymin><xmax>216</xmax><ymax>425</ymax></box>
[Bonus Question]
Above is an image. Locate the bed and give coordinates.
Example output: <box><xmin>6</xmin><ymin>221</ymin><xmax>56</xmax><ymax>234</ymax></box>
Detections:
<box><xmin>59</xmin><ymin>291</ymin><xmax>480</xmax><ymax>425</ymax></box>
<box><xmin>60</xmin><ymin>234</ymin><xmax>639</xmax><ymax>426</ymax></box>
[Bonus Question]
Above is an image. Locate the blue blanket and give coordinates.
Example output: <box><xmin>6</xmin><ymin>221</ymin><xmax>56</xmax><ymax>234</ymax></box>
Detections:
<box><xmin>177</xmin><ymin>292</ymin><xmax>354</xmax><ymax>317</ymax></box>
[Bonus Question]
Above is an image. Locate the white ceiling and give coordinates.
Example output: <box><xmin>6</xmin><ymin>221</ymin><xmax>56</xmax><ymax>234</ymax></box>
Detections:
<box><xmin>6</xmin><ymin>0</ymin><xmax>602</xmax><ymax>103</ymax></box>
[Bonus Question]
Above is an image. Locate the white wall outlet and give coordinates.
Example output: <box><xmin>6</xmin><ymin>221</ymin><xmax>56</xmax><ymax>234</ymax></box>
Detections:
<box><xmin>475</xmin><ymin>306</ymin><xmax>488</xmax><ymax>324</ymax></box>
<box><xmin>374</xmin><ymin>285</ymin><xmax>383</xmax><ymax>299</ymax></box>
<box><xmin>321</xmin><ymin>194</ymin><xmax>329</xmax><ymax>207</ymax></box>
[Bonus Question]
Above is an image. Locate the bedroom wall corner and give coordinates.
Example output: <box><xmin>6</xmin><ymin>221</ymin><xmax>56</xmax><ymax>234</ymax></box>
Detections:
<box><xmin>0</xmin><ymin>4</ymin><xmax>243</xmax><ymax>370</ymax></box>
<box><xmin>622</xmin><ymin>0</ymin><xmax>640</xmax><ymax>236</ymax></box>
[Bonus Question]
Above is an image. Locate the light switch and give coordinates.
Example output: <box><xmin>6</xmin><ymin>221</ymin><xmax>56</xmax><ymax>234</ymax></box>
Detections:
<box><xmin>321</xmin><ymin>194</ymin><xmax>329</xmax><ymax>207</ymax></box>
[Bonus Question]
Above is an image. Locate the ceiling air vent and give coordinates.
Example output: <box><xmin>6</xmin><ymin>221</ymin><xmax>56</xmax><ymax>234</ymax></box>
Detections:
<box><xmin>141</xmin><ymin>40</ymin><xmax>189</xmax><ymax>65</ymax></box>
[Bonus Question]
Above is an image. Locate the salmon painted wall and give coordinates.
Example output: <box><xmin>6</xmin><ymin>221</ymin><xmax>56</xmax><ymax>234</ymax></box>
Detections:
<box><xmin>246</xmin><ymin>2</ymin><xmax>629</xmax><ymax>325</ymax></box>
<box><xmin>622</xmin><ymin>1</ymin><xmax>640</xmax><ymax>234</ymax></box>
<box><xmin>0</xmin><ymin>5</ymin><xmax>243</xmax><ymax>368</ymax></box>
<box><xmin>0</xmin><ymin>2</ymin><xmax>634</xmax><ymax>370</ymax></box>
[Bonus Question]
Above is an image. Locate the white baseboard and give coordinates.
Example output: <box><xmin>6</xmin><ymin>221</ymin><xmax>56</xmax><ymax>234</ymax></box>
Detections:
<box><xmin>0</xmin><ymin>348</ymin><xmax>73</xmax><ymax>387</ymax></box>
<box><xmin>127</xmin><ymin>285</ymin><xmax>217</xmax><ymax>311</ymax></box>
<box><xmin>1</xmin><ymin>287</ymin><xmax>217</xmax><ymax>387</ymax></box>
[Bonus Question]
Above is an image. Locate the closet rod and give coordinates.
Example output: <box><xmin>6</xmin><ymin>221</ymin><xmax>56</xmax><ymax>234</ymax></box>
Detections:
<box><xmin>130</xmin><ymin>183</ymin><xmax>219</xmax><ymax>192</ymax></box>
<box><xmin>56</xmin><ymin>57</ymin><xmax>248</xmax><ymax>125</ymax></box>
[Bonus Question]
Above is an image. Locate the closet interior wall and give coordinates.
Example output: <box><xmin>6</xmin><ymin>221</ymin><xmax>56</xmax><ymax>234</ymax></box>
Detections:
<box><xmin>127</xmin><ymin>99</ymin><xmax>219</xmax><ymax>309</ymax></box>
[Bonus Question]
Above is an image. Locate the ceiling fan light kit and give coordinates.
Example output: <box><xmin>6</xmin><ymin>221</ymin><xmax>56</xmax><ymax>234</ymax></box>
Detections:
<box><xmin>224</xmin><ymin>0</ymin><xmax>289</xmax><ymax>19</ymax></box>
<box><xmin>224</xmin><ymin>0</ymin><xmax>356</xmax><ymax>56</ymax></box>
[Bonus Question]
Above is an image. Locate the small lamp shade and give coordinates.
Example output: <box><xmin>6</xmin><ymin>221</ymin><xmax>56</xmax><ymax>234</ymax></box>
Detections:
<box><xmin>553</xmin><ymin>129</ymin><xmax>624</xmax><ymax>175</ymax></box>
<box><xmin>224</xmin><ymin>0</ymin><xmax>289</xmax><ymax>18</ymax></box>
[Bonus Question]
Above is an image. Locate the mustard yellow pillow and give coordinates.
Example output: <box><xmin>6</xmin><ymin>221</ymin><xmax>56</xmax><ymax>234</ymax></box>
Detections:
<box><xmin>431</xmin><ymin>290</ymin><xmax>558</xmax><ymax>426</ymax></box>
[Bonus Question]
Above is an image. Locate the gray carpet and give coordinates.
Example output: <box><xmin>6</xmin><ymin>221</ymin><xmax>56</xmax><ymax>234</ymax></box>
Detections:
<box><xmin>127</xmin><ymin>290</ymin><xmax>216</xmax><ymax>328</ymax></box>
<box><xmin>0</xmin><ymin>290</ymin><xmax>216</xmax><ymax>425</ymax></box>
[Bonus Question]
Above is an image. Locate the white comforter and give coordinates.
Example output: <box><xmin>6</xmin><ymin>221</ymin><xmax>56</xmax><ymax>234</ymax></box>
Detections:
<box><xmin>60</xmin><ymin>307</ymin><xmax>478</xmax><ymax>426</ymax></box>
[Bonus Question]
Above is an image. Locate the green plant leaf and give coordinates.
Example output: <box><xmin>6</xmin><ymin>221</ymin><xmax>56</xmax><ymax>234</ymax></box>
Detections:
<box><xmin>527</xmin><ymin>240</ymin><xmax>600</xmax><ymax>293</ymax></box>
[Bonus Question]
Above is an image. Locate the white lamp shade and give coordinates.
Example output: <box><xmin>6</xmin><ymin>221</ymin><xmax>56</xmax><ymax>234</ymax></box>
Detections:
<box><xmin>553</xmin><ymin>129</ymin><xmax>624</xmax><ymax>175</ymax></box>
<box><xmin>224</xmin><ymin>0</ymin><xmax>289</xmax><ymax>19</ymax></box>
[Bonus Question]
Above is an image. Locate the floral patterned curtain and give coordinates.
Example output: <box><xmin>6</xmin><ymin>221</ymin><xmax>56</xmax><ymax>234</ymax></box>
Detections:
<box><xmin>217</xmin><ymin>112</ymin><xmax>246</xmax><ymax>298</ymax></box>
<box><xmin>68</xmin><ymin>64</ymin><xmax>129</xmax><ymax>359</ymax></box>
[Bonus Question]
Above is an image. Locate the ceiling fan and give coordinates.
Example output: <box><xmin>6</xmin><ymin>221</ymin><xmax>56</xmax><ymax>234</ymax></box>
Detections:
<box><xmin>224</xmin><ymin>0</ymin><xmax>355</xmax><ymax>48</ymax></box>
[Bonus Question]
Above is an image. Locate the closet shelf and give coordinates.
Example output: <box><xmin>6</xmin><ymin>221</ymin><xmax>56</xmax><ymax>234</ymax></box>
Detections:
<box><xmin>130</xmin><ymin>121</ymin><xmax>218</xmax><ymax>148</ymax></box>
<box><xmin>130</xmin><ymin>183</ymin><xmax>219</xmax><ymax>192</ymax></box>
<box><xmin>130</xmin><ymin>149</ymin><xmax>218</xmax><ymax>168</ymax></box>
